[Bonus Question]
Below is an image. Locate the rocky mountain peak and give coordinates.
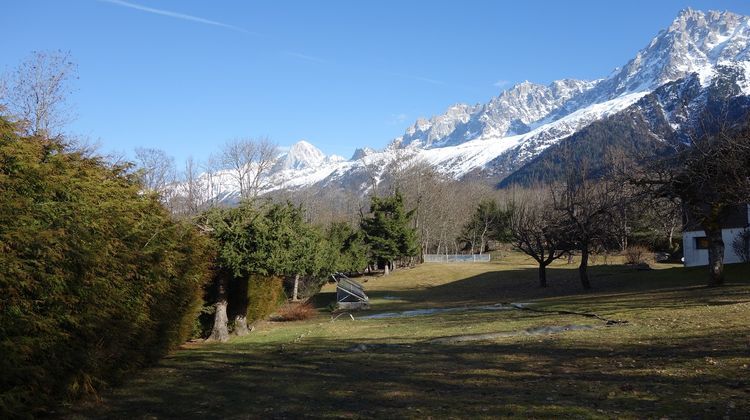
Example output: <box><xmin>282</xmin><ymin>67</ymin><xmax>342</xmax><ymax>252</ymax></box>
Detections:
<box><xmin>190</xmin><ymin>8</ymin><xmax>750</xmax><ymax>203</ymax></box>
<box><xmin>597</xmin><ymin>9</ymin><xmax>750</xmax><ymax>99</ymax></box>
<box><xmin>273</xmin><ymin>140</ymin><xmax>326</xmax><ymax>171</ymax></box>
<box><xmin>351</xmin><ymin>147</ymin><xmax>375</xmax><ymax>161</ymax></box>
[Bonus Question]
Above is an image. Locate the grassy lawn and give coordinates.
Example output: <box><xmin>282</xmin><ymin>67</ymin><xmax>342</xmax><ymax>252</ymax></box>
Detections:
<box><xmin>71</xmin><ymin>254</ymin><xmax>750</xmax><ymax>419</ymax></box>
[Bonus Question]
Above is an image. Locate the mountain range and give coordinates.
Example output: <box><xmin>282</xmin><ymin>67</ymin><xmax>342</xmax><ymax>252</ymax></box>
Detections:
<box><xmin>199</xmin><ymin>8</ymin><xmax>750</xmax><ymax>203</ymax></box>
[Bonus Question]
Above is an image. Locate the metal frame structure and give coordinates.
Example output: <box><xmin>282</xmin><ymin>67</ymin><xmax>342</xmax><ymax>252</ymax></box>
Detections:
<box><xmin>332</xmin><ymin>272</ymin><xmax>369</xmax><ymax>309</ymax></box>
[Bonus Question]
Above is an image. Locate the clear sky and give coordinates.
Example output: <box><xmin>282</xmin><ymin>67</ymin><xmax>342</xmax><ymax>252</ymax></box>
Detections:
<box><xmin>3</xmin><ymin>0</ymin><xmax>750</xmax><ymax>164</ymax></box>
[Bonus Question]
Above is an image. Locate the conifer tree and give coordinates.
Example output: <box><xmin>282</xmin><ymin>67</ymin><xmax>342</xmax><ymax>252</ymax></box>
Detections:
<box><xmin>0</xmin><ymin>116</ymin><xmax>211</xmax><ymax>414</ymax></box>
<box><xmin>327</xmin><ymin>222</ymin><xmax>369</xmax><ymax>274</ymax></box>
<box><xmin>264</xmin><ymin>203</ymin><xmax>328</xmax><ymax>300</ymax></box>
<box><xmin>360</xmin><ymin>190</ymin><xmax>418</xmax><ymax>275</ymax></box>
<box><xmin>461</xmin><ymin>199</ymin><xmax>509</xmax><ymax>254</ymax></box>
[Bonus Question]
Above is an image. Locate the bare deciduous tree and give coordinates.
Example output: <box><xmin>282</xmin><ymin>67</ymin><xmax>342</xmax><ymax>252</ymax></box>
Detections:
<box><xmin>669</xmin><ymin>127</ymin><xmax>750</xmax><ymax>284</ymax></box>
<box><xmin>1</xmin><ymin>50</ymin><xmax>77</xmax><ymax>138</ymax></box>
<box><xmin>175</xmin><ymin>155</ymin><xmax>207</xmax><ymax>216</ymax></box>
<box><xmin>201</xmin><ymin>154</ymin><xmax>224</xmax><ymax>208</ymax></box>
<box><xmin>134</xmin><ymin>147</ymin><xmax>177</xmax><ymax>198</ymax></box>
<box><xmin>507</xmin><ymin>187</ymin><xmax>569</xmax><ymax>287</ymax></box>
<box><xmin>634</xmin><ymin>119</ymin><xmax>750</xmax><ymax>285</ymax></box>
<box><xmin>552</xmin><ymin>151</ymin><xmax>624</xmax><ymax>289</ymax></box>
<box><xmin>220</xmin><ymin>137</ymin><xmax>278</xmax><ymax>200</ymax></box>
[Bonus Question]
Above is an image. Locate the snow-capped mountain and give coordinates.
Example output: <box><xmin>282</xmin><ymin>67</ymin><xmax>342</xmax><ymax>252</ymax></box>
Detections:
<box><xmin>385</xmin><ymin>8</ymin><xmax>750</xmax><ymax>179</ymax></box>
<box><xmin>594</xmin><ymin>8</ymin><xmax>750</xmax><ymax>99</ymax></box>
<box><xmin>350</xmin><ymin>147</ymin><xmax>375</xmax><ymax>160</ymax></box>
<box><xmin>395</xmin><ymin>78</ymin><xmax>598</xmax><ymax>150</ymax></box>
<box><xmin>189</xmin><ymin>8</ymin><xmax>750</xmax><ymax>202</ymax></box>
<box><xmin>272</xmin><ymin>140</ymin><xmax>327</xmax><ymax>171</ymax></box>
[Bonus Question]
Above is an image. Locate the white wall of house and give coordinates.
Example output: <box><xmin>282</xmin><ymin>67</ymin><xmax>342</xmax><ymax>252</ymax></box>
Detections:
<box><xmin>682</xmin><ymin>229</ymin><xmax>746</xmax><ymax>267</ymax></box>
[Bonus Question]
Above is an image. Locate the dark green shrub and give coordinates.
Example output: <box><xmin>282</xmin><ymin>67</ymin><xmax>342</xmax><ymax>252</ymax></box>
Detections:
<box><xmin>0</xmin><ymin>118</ymin><xmax>211</xmax><ymax>417</ymax></box>
<box><xmin>246</xmin><ymin>275</ymin><xmax>286</xmax><ymax>322</ymax></box>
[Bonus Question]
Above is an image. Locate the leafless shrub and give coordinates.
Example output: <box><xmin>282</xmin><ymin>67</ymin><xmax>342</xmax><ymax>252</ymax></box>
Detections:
<box><xmin>624</xmin><ymin>245</ymin><xmax>650</xmax><ymax>265</ymax></box>
<box><xmin>274</xmin><ymin>302</ymin><xmax>317</xmax><ymax>322</ymax></box>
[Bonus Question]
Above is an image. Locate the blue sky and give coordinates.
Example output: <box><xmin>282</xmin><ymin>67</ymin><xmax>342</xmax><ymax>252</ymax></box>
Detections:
<box><xmin>3</xmin><ymin>0</ymin><xmax>750</xmax><ymax>164</ymax></box>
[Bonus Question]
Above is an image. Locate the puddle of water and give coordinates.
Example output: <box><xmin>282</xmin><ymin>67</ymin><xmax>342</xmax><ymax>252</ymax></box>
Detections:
<box><xmin>358</xmin><ymin>303</ymin><xmax>529</xmax><ymax>320</ymax></box>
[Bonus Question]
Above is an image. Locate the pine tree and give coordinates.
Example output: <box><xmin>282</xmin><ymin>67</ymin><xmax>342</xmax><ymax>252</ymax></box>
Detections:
<box><xmin>264</xmin><ymin>203</ymin><xmax>328</xmax><ymax>300</ymax></box>
<box><xmin>204</xmin><ymin>201</ymin><xmax>335</xmax><ymax>336</ymax></box>
<box><xmin>327</xmin><ymin>222</ymin><xmax>369</xmax><ymax>274</ymax></box>
<box><xmin>360</xmin><ymin>190</ymin><xmax>418</xmax><ymax>275</ymax></box>
<box><xmin>461</xmin><ymin>199</ymin><xmax>509</xmax><ymax>254</ymax></box>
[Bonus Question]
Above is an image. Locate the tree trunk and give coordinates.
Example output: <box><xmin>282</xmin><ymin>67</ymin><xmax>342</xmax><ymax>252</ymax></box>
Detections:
<box><xmin>207</xmin><ymin>275</ymin><xmax>229</xmax><ymax>342</ymax></box>
<box><xmin>668</xmin><ymin>224</ymin><xmax>676</xmax><ymax>251</ymax></box>
<box><xmin>292</xmin><ymin>273</ymin><xmax>300</xmax><ymax>301</ymax></box>
<box><xmin>230</xmin><ymin>277</ymin><xmax>251</xmax><ymax>336</ymax></box>
<box><xmin>383</xmin><ymin>261</ymin><xmax>390</xmax><ymax>276</ymax></box>
<box><xmin>579</xmin><ymin>246</ymin><xmax>591</xmax><ymax>289</ymax></box>
<box><xmin>233</xmin><ymin>315</ymin><xmax>251</xmax><ymax>336</ymax></box>
<box><xmin>706</xmin><ymin>225</ymin><xmax>725</xmax><ymax>286</ymax></box>
<box><xmin>538</xmin><ymin>263</ymin><xmax>548</xmax><ymax>288</ymax></box>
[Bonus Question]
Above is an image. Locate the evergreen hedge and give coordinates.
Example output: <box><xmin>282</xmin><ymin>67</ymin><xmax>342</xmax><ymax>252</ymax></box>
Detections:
<box><xmin>246</xmin><ymin>275</ymin><xmax>286</xmax><ymax>322</ymax></box>
<box><xmin>0</xmin><ymin>118</ymin><xmax>211</xmax><ymax>417</ymax></box>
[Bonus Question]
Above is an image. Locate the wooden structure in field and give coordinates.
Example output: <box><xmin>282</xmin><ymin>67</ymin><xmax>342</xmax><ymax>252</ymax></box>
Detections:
<box><xmin>333</xmin><ymin>273</ymin><xmax>369</xmax><ymax>310</ymax></box>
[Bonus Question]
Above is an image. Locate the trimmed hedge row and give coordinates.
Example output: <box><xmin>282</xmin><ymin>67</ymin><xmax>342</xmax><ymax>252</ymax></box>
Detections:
<box><xmin>0</xmin><ymin>118</ymin><xmax>211</xmax><ymax>417</ymax></box>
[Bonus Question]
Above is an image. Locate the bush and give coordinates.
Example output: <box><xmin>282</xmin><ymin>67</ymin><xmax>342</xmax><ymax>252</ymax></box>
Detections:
<box><xmin>274</xmin><ymin>302</ymin><xmax>317</xmax><ymax>322</ymax></box>
<box><xmin>0</xmin><ymin>118</ymin><xmax>211</xmax><ymax>417</ymax></box>
<box><xmin>246</xmin><ymin>275</ymin><xmax>286</xmax><ymax>322</ymax></box>
<box><xmin>624</xmin><ymin>245</ymin><xmax>651</xmax><ymax>265</ymax></box>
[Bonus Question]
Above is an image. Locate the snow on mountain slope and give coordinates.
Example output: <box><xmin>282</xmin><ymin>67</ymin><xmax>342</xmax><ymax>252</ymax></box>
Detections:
<box><xmin>395</xmin><ymin>79</ymin><xmax>597</xmax><ymax>149</ymax></box>
<box><xmin>350</xmin><ymin>147</ymin><xmax>375</xmax><ymax>160</ymax></box>
<box><xmin>584</xmin><ymin>8</ymin><xmax>750</xmax><ymax>102</ymax></box>
<box><xmin>384</xmin><ymin>8</ymin><xmax>750</xmax><ymax>178</ymax></box>
<box><xmin>181</xmin><ymin>8</ymin><xmax>750</xmax><ymax>202</ymax></box>
<box><xmin>414</xmin><ymin>92</ymin><xmax>649</xmax><ymax>177</ymax></box>
<box><xmin>272</xmin><ymin>140</ymin><xmax>327</xmax><ymax>171</ymax></box>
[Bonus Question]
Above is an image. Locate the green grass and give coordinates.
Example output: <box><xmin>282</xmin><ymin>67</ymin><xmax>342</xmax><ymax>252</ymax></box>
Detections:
<box><xmin>71</xmin><ymin>254</ymin><xmax>750</xmax><ymax>419</ymax></box>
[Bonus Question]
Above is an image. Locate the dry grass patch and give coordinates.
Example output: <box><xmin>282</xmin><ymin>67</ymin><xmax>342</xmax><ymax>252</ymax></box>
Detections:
<box><xmin>272</xmin><ymin>302</ymin><xmax>317</xmax><ymax>321</ymax></box>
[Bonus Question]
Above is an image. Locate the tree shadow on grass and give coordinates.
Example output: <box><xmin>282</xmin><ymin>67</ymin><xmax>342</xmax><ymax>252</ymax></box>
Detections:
<box><xmin>71</xmin><ymin>264</ymin><xmax>750</xmax><ymax>418</ymax></box>
<box><xmin>330</xmin><ymin>264</ymin><xmax>750</xmax><ymax>314</ymax></box>
<box><xmin>75</xmin><ymin>327</ymin><xmax>750</xmax><ymax>419</ymax></box>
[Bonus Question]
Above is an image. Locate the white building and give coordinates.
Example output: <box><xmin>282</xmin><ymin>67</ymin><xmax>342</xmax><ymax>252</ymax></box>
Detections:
<box><xmin>682</xmin><ymin>204</ymin><xmax>750</xmax><ymax>267</ymax></box>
